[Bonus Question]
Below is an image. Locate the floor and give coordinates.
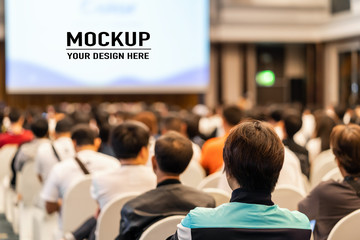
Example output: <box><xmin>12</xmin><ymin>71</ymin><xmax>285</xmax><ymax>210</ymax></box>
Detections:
<box><xmin>0</xmin><ymin>214</ymin><xmax>18</xmax><ymax>240</ymax></box>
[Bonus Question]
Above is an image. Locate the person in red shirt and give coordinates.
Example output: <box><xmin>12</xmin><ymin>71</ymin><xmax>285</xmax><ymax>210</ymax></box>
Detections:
<box><xmin>0</xmin><ymin>108</ymin><xmax>34</xmax><ymax>148</ymax></box>
<box><xmin>200</xmin><ymin>105</ymin><xmax>244</xmax><ymax>175</ymax></box>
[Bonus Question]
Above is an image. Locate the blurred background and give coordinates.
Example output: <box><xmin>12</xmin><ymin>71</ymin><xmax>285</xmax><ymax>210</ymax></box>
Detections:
<box><xmin>0</xmin><ymin>0</ymin><xmax>358</xmax><ymax>109</ymax></box>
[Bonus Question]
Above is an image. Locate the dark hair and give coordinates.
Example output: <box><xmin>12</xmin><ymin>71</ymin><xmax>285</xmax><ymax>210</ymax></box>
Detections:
<box><xmin>72</xmin><ymin>111</ymin><xmax>91</xmax><ymax>125</ymax></box>
<box><xmin>334</xmin><ymin>105</ymin><xmax>347</xmax><ymax>124</ymax></box>
<box><xmin>99</xmin><ymin>123</ymin><xmax>112</xmax><ymax>143</ymax></box>
<box><xmin>222</xmin><ymin>105</ymin><xmax>243</xmax><ymax>126</ymax></box>
<box><xmin>162</xmin><ymin>115</ymin><xmax>183</xmax><ymax>133</ymax></box>
<box><xmin>223</xmin><ymin>120</ymin><xmax>284</xmax><ymax>192</ymax></box>
<box><xmin>71</xmin><ymin>124</ymin><xmax>97</xmax><ymax>146</ymax></box>
<box><xmin>283</xmin><ymin>110</ymin><xmax>302</xmax><ymax>139</ymax></box>
<box><xmin>9</xmin><ymin>108</ymin><xmax>22</xmax><ymax>123</ymax></box>
<box><xmin>269</xmin><ymin>107</ymin><xmax>283</xmax><ymax>123</ymax></box>
<box><xmin>331</xmin><ymin>124</ymin><xmax>360</xmax><ymax>175</ymax></box>
<box><xmin>55</xmin><ymin>117</ymin><xmax>74</xmax><ymax>133</ymax></box>
<box><xmin>133</xmin><ymin>111</ymin><xmax>158</xmax><ymax>135</ymax></box>
<box><xmin>111</xmin><ymin>121</ymin><xmax>149</xmax><ymax>159</ymax></box>
<box><xmin>30</xmin><ymin>118</ymin><xmax>48</xmax><ymax>138</ymax></box>
<box><xmin>314</xmin><ymin>112</ymin><xmax>337</xmax><ymax>151</ymax></box>
<box><xmin>184</xmin><ymin>113</ymin><xmax>201</xmax><ymax>139</ymax></box>
<box><xmin>155</xmin><ymin>131</ymin><xmax>193</xmax><ymax>175</ymax></box>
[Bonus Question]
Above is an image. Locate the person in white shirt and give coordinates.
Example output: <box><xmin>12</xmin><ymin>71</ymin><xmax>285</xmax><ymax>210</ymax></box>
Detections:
<box><xmin>65</xmin><ymin>121</ymin><xmax>156</xmax><ymax>240</ymax></box>
<box><xmin>41</xmin><ymin>124</ymin><xmax>118</xmax><ymax>218</ymax></box>
<box><xmin>11</xmin><ymin>118</ymin><xmax>49</xmax><ymax>188</ymax></box>
<box><xmin>35</xmin><ymin>117</ymin><xmax>75</xmax><ymax>183</ymax></box>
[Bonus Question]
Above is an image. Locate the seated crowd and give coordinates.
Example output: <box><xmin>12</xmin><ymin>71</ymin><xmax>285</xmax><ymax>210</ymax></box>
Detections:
<box><xmin>0</xmin><ymin>101</ymin><xmax>359</xmax><ymax>240</ymax></box>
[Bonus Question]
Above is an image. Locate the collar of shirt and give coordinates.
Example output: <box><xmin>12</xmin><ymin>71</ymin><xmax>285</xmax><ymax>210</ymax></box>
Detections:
<box><xmin>230</xmin><ymin>188</ymin><xmax>274</xmax><ymax>206</ymax></box>
<box><xmin>156</xmin><ymin>179</ymin><xmax>181</xmax><ymax>188</ymax></box>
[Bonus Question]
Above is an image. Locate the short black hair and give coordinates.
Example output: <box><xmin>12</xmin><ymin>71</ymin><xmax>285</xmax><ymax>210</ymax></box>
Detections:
<box><xmin>111</xmin><ymin>121</ymin><xmax>149</xmax><ymax>159</ymax></box>
<box><xmin>30</xmin><ymin>118</ymin><xmax>48</xmax><ymax>138</ymax></box>
<box><xmin>9</xmin><ymin>108</ymin><xmax>22</xmax><ymax>123</ymax></box>
<box><xmin>71</xmin><ymin>124</ymin><xmax>97</xmax><ymax>146</ymax></box>
<box><xmin>155</xmin><ymin>131</ymin><xmax>193</xmax><ymax>175</ymax></box>
<box><xmin>223</xmin><ymin>120</ymin><xmax>284</xmax><ymax>192</ymax></box>
<box><xmin>55</xmin><ymin>117</ymin><xmax>74</xmax><ymax>133</ymax></box>
<box><xmin>162</xmin><ymin>114</ymin><xmax>183</xmax><ymax>133</ymax></box>
<box><xmin>283</xmin><ymin>110</ymin><xmax>302</xmax><ymax>139</ymax></box>
<box><xmin>184</xmin><ymin>113</ymin><xmax>201</xmax><ymax>139</ymax></box>
<box><xmin>222</xmin><ymin>105</ymin><xmax>243</xmax><ymax>126</ymax></box>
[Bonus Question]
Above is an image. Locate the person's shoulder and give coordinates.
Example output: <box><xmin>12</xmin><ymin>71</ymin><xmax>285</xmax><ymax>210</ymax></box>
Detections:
<box><xmin>53</xmin><ymin>158</ymin><xmax>76</xmax><ymax>170</ymax></box>
<box><xmin>177</xmin><ymin>185</ymin><xmax>216</xmax><ymax>204</ymax></box>
<box><xmin>91</xmin><ymin>150</ymin><xmax>118</xmax><ymax>161</ymax></box>
<box><xmin>37</xmin><ymin>141</ymin><xmax>52</xmax><ymax>152</ymax></box>
<box><xmin>92</xmin><ymin>167</ymin><xmax>119</xmax><ymax>182</ymax></box>
<box><xmin>202</xmin><ymin>137</ymin><xmax>225</xmax><ymax>152</ymax></box>
<box><xmin>275</xmin><ymin>207</ymin><xmax>311</xmax><ymax>229</ymax></box>
<box><xmin>312</xmin><ymin>179</ymin><xmax>346</xmax><ymax>195</ymax></box>
<box><xmin>22</xmin><ymin>129</ymin><xmax>34</xmax><ymax>138</ymax></box>
<box><xmin>121</xmin><ymin>188</ymin><xmax>157</xmax><ymax>210</ymax></box>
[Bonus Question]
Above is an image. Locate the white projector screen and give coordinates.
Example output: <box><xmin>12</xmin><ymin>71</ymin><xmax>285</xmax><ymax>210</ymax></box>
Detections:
<box><xmin>5</xmin><ymin>0</ymin><xmax>209</xmax><ymax>94</ymax></box>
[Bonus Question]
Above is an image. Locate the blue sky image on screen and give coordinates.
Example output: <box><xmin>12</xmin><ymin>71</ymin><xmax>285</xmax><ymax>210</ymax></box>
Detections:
<box><xmin>5</xmin><ymin>0</ymin><xmax>209</xmax><ymax>93</ymax></box>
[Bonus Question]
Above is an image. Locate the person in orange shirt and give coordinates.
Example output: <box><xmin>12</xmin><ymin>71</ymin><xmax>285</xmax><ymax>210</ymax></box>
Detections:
<box><xmin>200</xmin><ymin>105</ymin><xmax>244</xmax><ymax>175</ymax></box>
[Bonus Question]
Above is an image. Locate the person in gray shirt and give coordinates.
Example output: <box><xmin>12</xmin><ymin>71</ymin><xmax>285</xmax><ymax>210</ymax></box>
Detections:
<box><xmin>298</xmin><ymin>123</ymin><xmax>360</xmax><ymax>240</ymax></box>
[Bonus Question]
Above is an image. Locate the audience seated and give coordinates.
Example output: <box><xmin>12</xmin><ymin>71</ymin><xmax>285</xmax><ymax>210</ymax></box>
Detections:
<box><xmin>115</xmin><ymin>131</ymin><xmax>215</xmax><ymax>240</ymax></box>
<box><xmin>200</xmin><ymin>105</ymin><xmax>244</xmax><ymax>175</ymax></box>
<box><xmin>299</xmin><ymin>124</ymin><xmax>360</xmax><ymax>240</ymax></box>
<box><xmin>306</xmin><ymin>111</ymin><xmax>336</xmax><ymax>163</ymax></box>
<box><xmin>35</xmin><ymin>117</ymin><xmax>76</xmax><ymax>183</ymax></box>
<box><xmin>41</xmin><ymin>125</ymin><xmax>118</xmax><ymax>228</ymax></box>
<box><xmin>11</xmin><ymin>118</ymin><xmax>49</xmax><ymax>187</ymax></box>
<box><xmin>65</xmin><ymin>121</ymin><xmax>156</xmax><ymax>240</ymax></box>
<box><xmin>160</xmin><ymin>114</ymin><xmax>201</xmax><ymax>163</ymax></box>
<box><xmin>0</xmin><ymin>108</ymin><xmax>33</xmax><ymax>147</ymax></box>
<box><xmin>168</xmin><ymin>120</ymin><xmax>311</xmax><ymax>240</ymax></box>
<box><xmin>282</xmin><ymin>110</ymin><xmax>310</xmax><ymax>178</ymax></box>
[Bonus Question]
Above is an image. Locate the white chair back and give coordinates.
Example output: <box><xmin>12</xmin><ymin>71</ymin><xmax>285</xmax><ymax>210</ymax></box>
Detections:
<box><xmin>62</xmin><ymin>176</ymin><xmax>97</xmax><ymax>234</ymax></box>
<box><xmin>0</xmin><ymin>144</ymin><xmax>18</xmax><ymax>181</ymax></box>
<box><xmin>16</xmin><ymin>161</ymin><xmax>42</xmax><ymax>206</ymax></box>
<box><xmin>180</xmin><ymin>161</ymin><xmax>205</xmax><ymax>188</ymax></box>
<box><xmin>197</xmin><ymin>171</ymin><xmax>222</xmax><ymax>189</ymax></box>
<box><xmin>203</xmin><ymin>188</ymin><xmax>230</xmax><ymax>206</ymax></box>
<box><xmin>310</xmin><ymin>150</ymin><xmax>337</xmax><ymax>188</ymax></box>
<box><xmin>273</xmin><ymin>185</ymin><xmax>306</xmax><ymax>211</ymax></box>
<box><xmin>328</xmin><ymin>209</ymin><xmax>360</xmax><ymax>240</ymax></box>
<box><xmin>321</xmin><ymin>168</ymin><xmax>342</xmax><ymax>182</ymax></box>
<box><xmin>139</xmin><ymin>215</ymin><xmax>184</xmax><ymax>240</ymax></box>
<box><xmin>95</xmin><ymin>192</ymin><xmax>140</xmax><ymax>240</ymax></box>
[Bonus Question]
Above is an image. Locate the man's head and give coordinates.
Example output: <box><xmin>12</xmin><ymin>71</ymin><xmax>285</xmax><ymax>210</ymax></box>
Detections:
<box><xmin>223</xmin><ymin>120</ymin><xmax>284</xmax><ymax>192</ymax></box>
<box><xmin>331</xmin><ymin>124</ymin><xmax>360</xmax><ymax>176</ymax></box>
<box><xmin>283</xmin><ymin>110</ymin><xmax>302</xmax><ymax>139</ymax></box>
<box><xmin>55</xmin><ymin>117</ymin><xmax>74</xmax><ymax>134</ymax></box>
<box><xmin>133</xmin><ymin>111</ymin><xmax>158</xmax><ymax>136</ymax></box>
<box><xmin>153</xmin><ymin>131</ymin><xmax>193</xmax><ymax>176</ymax></box>
<box><xmin>71</xmin><ymin>124</ymin><xmax>99</xmax><ymax>150</ymax></box>
<box><xmin>222</xmin><ymin>105</ymin><xmax>244</xmax><ymax>132</ymax></box>
<box><xmin>111</xmin><ymin>121</ymin><xmax>150</xmax><ymax>161</ymax></box>
<box><xmin>31</xmin><ymin>118</ymin><xmax>48</xmax><ymax>138</ymax></box>
<box><xmin>9</xmin><ymin>108</ymin><xmax>23</xmax><ymax>124</ymax></box>
<box><xmin>161</xmin><ymin>115</ymin><xmax>185</xmax><ymax>135</ymax></box>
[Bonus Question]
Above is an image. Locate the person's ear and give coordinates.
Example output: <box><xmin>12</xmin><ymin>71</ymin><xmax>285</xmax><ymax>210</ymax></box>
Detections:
<box><xmin>94</xmin><ymin>137</ymin><xmax>102</xmax><ymax>151</ymax></box>
<box><xmin>151</xmin><ymin>156</ymin><xmax>157</xmax><ymax>173</ymax></box>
